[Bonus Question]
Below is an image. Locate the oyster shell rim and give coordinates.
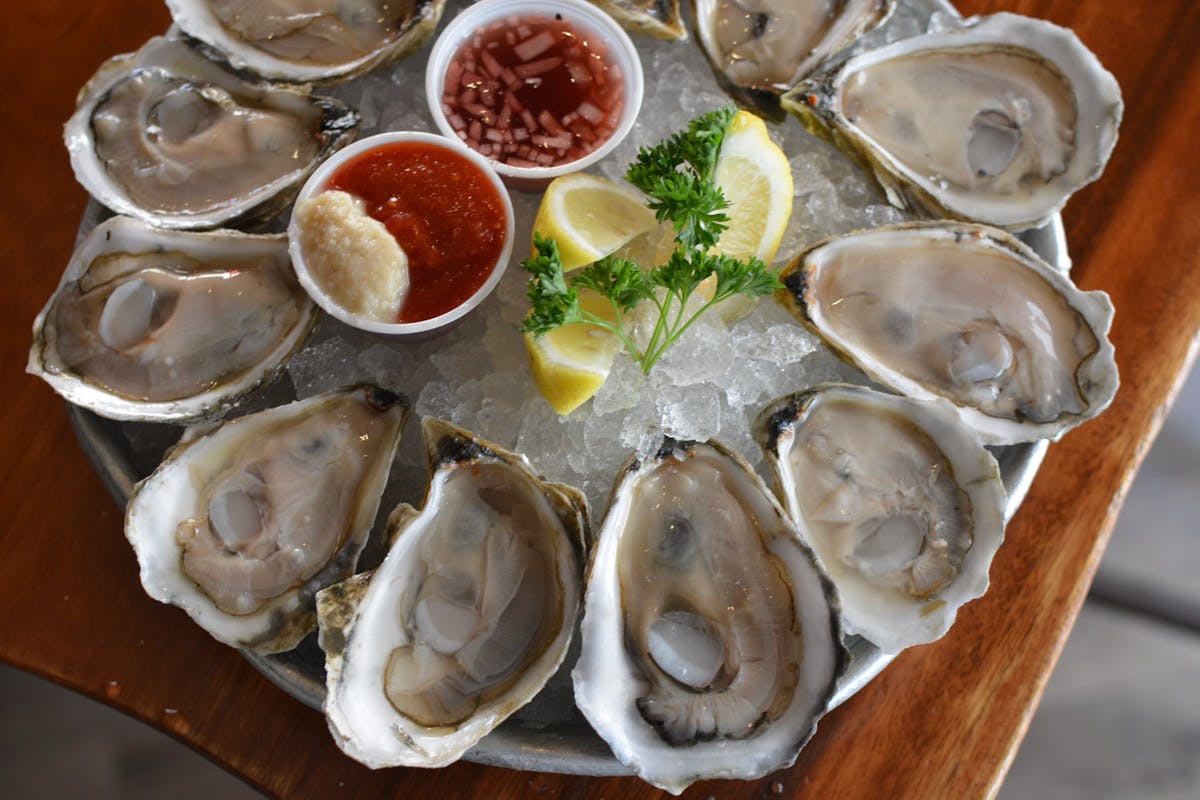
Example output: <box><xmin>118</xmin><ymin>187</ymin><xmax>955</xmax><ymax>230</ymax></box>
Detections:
<box><xmin>63</xmin><ymin>36</ymin><xmax>361</xmax><ymax>231</ymax></box>
<box><xmin>27</xmin><ymin>214</ymin><xmax>321</xmax><ymax>423</ymax></box>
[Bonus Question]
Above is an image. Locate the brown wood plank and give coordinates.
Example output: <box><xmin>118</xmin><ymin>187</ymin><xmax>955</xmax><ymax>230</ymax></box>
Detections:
<box><xmin>2</xmin><ymin>2</ymin><xmax>1197</xmax><ymax>799</ymax></box>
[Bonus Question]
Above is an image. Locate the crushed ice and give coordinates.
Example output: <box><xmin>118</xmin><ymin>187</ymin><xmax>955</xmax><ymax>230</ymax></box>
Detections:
<box><xmin>284</xmin><ymin>0</ymin><xmax>957</xmax><ymax>516</ymax></box>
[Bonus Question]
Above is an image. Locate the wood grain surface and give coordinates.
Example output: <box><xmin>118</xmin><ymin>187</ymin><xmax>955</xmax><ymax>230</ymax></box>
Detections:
<box><xmin>2</xmin><ymin>2</ymin><xmax>1197</xmax><ymax>798</ymax></box>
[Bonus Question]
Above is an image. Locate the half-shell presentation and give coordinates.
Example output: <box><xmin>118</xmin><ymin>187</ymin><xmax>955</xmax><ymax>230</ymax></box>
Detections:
<box><xmin>778</xmin><ymin>222</ymin><xmax>1118</xmax><ymax>444</ymax></box>
<box><xmin>783</xmin><ymin>13</ymin><xmax>1122</xmax><ymax>229</ymax></box>
<box><xmin>125</xmin><ymin>386</ymin><xmax>408</xmax><ymax>654</ymax></box>
<box><xmin>318</xmin><ymin>418</ymin><xmax>588</xmax><ymax>768</ymax></box>
<box><xmin>755</xmin><ymin>384</ymin><xmax>1006</xmax><ymax>653</ymax></box>
<box><xmin>65</xmin><ymin>37</ymin><xmax>358</xmax><ymax>229</ymax></box>
<box><xmin>28</xmin><ymin>216</ymin><xmax>317</xmax><ymax>423</ymax></box>
<box><xmin>574</xmin><ymin>438</ymin><xmax>843</xmax><ymax>794</ymax></box>
<box><xmin>693</xmin><ymin>0</ymin><xmax>893</xmax><ymax>115</ymax></box>
<box><xmin>165</xmin><ymin>0</ymin><xmax>446</xmax><ymax>83</ymax></box>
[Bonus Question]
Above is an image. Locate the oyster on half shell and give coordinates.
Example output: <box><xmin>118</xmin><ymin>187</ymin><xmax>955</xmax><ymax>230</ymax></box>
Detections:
<box><xmin>28</xmin><ymin>216</ymin><xmax>317</xmax><ymax>423</ymax></box>
<box><xmin>125</xmin><ymin>386</ymin><xmax>408</xmax><ymax>654</ymax></box>
<box><xmin>783</xmin><ymin>13</ymin><xmax>1122</xmax><ymax>229</ymax></box>
<box><xmin>318</xmin><ymin>418</ymin><xmax>588</xmax><ymax>768</ymax></box>
<box><xmin>755</xmin><ymin>384</ymin><xmax>1006</xmax><ymax>654</ymax></box>
<box><xmin>693</xmin><ymin>0</ymin><xmax>893</xmax><ymax>116</ymax></box>
<box><xmin>574</xmin><ymin>438</ymin><xmax>843</xmax><ymax>795</ymax></box>
<box><xmin>65</xmin><ymin>37</ymin><xmax>358</xmax><ymax>230</ymax></box>
<box><xmin>165</xmin><ymin>0</ymin><xmax>445</xmax><ymax>83</ymax></box>
<box><xmin>778</xmin><ymin>222</ymin><xmax>1118</xmax><ymax>444</ymax></box>
<box><xmin>590</xmin><ymin>0</ymin><xmax>686</xmax><ymax>40</ymax></box>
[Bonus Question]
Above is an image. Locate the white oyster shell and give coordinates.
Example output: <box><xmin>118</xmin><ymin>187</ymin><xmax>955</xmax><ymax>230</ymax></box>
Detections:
<box><xmin>166</xmin><ymin>0</ymin><xmax>445</xmax><ymax>83</ymax></box>
<box><xmin>755</xmin><ymin>384</ymin><xmax>1007</xmax><ymax>654</ymax></box>
<box><xmin>317</xmin><ymin>418</ymin><xmax>588</xmax><ymax>768</ymax></box>
<box><xmin>692</xmin><ymin>0</ymin><xmax>893</xmax><ymax>114</ymax></box>
<box><xmin>28</xmin><ymin>215</ymin><xmax>317</xmax><ymax>423</ymax></box>
<box><xmin>125</xmin><ymin>385</ymin><xmax>408</xmax><ymax>653</ymax></box>
<box><xmin>590</xmin><ymin>0</ymin><xmax>685</xmax><ymax>40</ymax></box>
<box><xmin>65</xmin><ymin>37</ymin><xmax>358</xmax><ymax>230</ymax></box>
<box><xmin>778</xmin><ymin>221</ymin><xmax>1119</xmax><ymax>444</ymax></box>
<box><xmin>783</xmin><ymin>13</ymin><xmax>1122</xmax><ymax>229</ymax></box>
<box><xmin>573</xmin><ymin>438</ymin><xmax>843</xmax><ymax>795</ymax></box>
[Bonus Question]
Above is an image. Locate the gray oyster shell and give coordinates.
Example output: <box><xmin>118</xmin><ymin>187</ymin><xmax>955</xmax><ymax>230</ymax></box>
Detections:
<box><xmin>28</xmin><ymin>215</ymin><xmax>318</xmax><ymax>423</ymax></box>
<box><xmin>165</xmin><ymin>0</ymin><xmax>446</xmax><ymax>83</ymax></box>
<box><xmin>65</xmin><ymin>36</ymin><xmax>358</xmax><ymax>230</ymax></box>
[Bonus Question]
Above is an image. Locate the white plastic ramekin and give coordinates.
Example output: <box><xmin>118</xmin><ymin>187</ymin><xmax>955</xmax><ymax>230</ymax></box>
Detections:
<box><xmin>288</xmin><ymin>131</ymin><xmax>515</xmax><ymax>337</ymax></box>
<box><xmin>425</xmin><ymin>0</ymin><xmax>645</xmax><ymax>191</ymax></box>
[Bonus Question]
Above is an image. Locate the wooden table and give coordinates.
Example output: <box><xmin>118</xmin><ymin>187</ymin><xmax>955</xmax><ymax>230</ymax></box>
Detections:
<box><xmin>3</xmin><ymin>1</ymin><xmax>1197</xmax><ymax>798</ymax></box>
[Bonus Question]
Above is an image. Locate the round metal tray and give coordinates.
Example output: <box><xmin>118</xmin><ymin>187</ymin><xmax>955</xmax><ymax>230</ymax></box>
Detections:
<box><xmin>67</xmin><ymin>0</ymin><xmax>1057</xmax><ymax>777</ymax></box>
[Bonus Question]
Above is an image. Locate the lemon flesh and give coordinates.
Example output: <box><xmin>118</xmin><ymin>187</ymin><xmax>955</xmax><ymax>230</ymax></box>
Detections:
<box><xmin>532</xmin><ymin>173</ymin><xmax>658</xmax><ymax>272</ymax></box>
<box><xmin>523</xmin><ymin>289</ymin><xmax>623</xmax><ymax>415</ymax></box>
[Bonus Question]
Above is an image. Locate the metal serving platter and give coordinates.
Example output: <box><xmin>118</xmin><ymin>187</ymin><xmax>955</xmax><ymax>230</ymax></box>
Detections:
<box><xmin>67</xmin><ymin>0</ymin><xmax>1056</xmax><ymax>778</ymax></box>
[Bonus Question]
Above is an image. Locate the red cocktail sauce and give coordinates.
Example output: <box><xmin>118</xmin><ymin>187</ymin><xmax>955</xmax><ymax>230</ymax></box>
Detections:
<box><xmin>324</xmin><ymin>141</ymin><xmax>507</xmax><ymax>323</ymax></box>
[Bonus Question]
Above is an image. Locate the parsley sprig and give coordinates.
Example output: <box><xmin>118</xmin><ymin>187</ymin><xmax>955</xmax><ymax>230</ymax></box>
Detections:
<box><xmin>522</xmin><ymin>106</ymin><xmax>783</xmax><ymax>375</ymax></box>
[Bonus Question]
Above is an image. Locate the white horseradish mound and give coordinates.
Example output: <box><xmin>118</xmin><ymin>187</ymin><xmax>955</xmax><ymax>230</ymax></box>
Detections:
<box><xmin>294</xmin><ymin>190</ymin><xmax>409</xmax><ymax>322</ymax></box>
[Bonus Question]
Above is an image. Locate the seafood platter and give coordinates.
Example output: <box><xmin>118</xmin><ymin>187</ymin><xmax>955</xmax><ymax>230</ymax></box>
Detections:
<box><xmin>30</xmin><ymin>0</ymin><xmax>1122</xmax><ymax>792</ymax></box>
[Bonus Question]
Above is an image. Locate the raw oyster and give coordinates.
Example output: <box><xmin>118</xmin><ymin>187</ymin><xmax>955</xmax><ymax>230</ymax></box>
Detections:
<box><xmin>166</xmin><ymin>0</ymin><xmax>445</xmax><ymax>83</ymax></box>
<box><xmin>693</xmin><ymin>0</ymin><xmax>893</xmax><ymax>116</ymax></box>
<box><xmin>778</xmin><ymin>222</ymin><xmax>1118</xmax><ymax>444</ymax></box>
<box><xmin>590</xmin><ymin>0</ymin><xmax>685</xmax><ymax>39</ymax></box>
<box><xmin>574</xmin><ymin>438</ymin><xmax>843</xmax><ymax>794</ymax></box>
<box><xmin>125</xmin><ymin>386</ymin><xmax>408</xmax><ymax>654</ymax></box>
<box><xmin>318</xmin><ymin>418</ymin><xmax>588</xmax><ymax>768</ymax></box>
<box><xmin>28</xmin><ymin>216</ymin><xmax>317</xmax><ymax>423</ymax></box>
<box><xmin>755</xmin><ymin>384</ymin><xmax>1006</xmax><ymax>654</ymax></box>
<box><xmin>783</xmin><ymin>13</ymin><xmax>1122</xmax><ymax>229</ymax></box>
<box><xmin>65</xmin><ymin>37</ymin><xmax>358</xmax><ymax>230</ymax></box>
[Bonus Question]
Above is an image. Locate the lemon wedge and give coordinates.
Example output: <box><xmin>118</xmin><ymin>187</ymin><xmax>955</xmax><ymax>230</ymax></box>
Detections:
<box><xmin>523</xmin><ymin>288</ymin><xmax>623</xmax><ymax>415</ymax></box>
<box><xmin>712</xmin><ymin>110</ymin><xmax>794</xmax><ymax>264</ymax></box>
<box><xmin>532</xmin><ymin>173</ymin><xmax>658</xmax><ymax>272</ymax></box>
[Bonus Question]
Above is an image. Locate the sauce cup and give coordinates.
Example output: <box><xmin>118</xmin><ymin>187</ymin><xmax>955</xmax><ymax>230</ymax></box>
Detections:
<box><xmin>425</xmin><ymin>0</ymin><xmax>644</xmax><ymax>191</ymax></box>
<box><xmin>288</xmin><ymin>131</ymin><xmax>515</xmax><ymax>338</ymax></box>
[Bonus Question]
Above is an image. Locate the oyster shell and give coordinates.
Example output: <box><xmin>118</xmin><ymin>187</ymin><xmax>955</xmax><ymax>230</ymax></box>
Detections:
<box><xmin>755</xmin><ymin>384</ymin><xmax>1006</xmax><ymax>654</ymax></box>
<box><xmin>166</xmin><ymin>0</ymin><xmax>445</xmax><ymax>83</ymax></box>
<box><xmin>65</xmin><ymin>37</ymin><xmax>358</xmax><ymax>230</ymax></box>
<box><xmin>318</xmin><ymin>418</ymin><xmax>588</xmax><ymax>768</ymax></box>
<box><xmin>783</xmin><ymin>13</ymin><xmax>1122</xmax><ymax>229</ymax></box>
<box><xmin>778</xmin><ymin>221</ymin><xmax>1118</xmax><ymax>444</ymax></box>
<box><xmin>693</xmin><ymin>0</ymin><xmax>893</xmax><ymax>116</ymax></box>
<box><xmin>573</xmin><ymin>438</ymin><xmax>843</xmax><ymax>794</ymax></box>
<box><xmin>28</xmin><ymin>216</ymin><xmax>317</xmax><ymax>423</ymax></box>
<box><xmin>125</xmin><ymin>385</ymin><xmax>408</xmax><ymax>654</ymax></box>
<box><xmin>590</xmin><ymin>0</ymin><xmax>685</xmax><ymax>40</ymax></box>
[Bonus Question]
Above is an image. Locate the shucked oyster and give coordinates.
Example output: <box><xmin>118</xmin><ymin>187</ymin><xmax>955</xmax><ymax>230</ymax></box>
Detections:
<box><xmin>166</xmin><ymin>0</ymin><xmax>445</xmax><ymax>83</ymax></box>
<box><xmin>318</xmin><ymin>418</ymin><xmax>587</xmax><ymax>768</ymax></box>
<box><xmin>125</xmin><ymin>386</ymin><xmax>408</xmax><ymax>654</ymax></box>
<box><xmin>28</xmin><ymin>216</ymin><xmax>317</xmax><ymax>423</ymax></box>
<box><xmin>783</xmin><ymin>13</ymin><xmax>1122</xmax><ymax>229</ymax></box>
<box><xmin>65</xmin><ymin>37</ymin><xmax>358</xmax><ymax>229</ymax></box>
<box><xmin>574</xmin><ymin>438</ymin><xmax>843</xmax><ymax>794</ymax></box>
<box><xmin>755</xmin><ymin>385</ymin><xmax>1006</xmax><ymax>654</ymax></box>
<box><xmin>777</xmin><ymin>222</ymin><xmax>1118</xmax><ymax>444</ymax></box>
<box><xmin>589</xmin><ymin>0</ymin><xmax>685</xmax><ymax>40</ymax></box>
<box><xmin>693</xmin><ymin>0</ymin><xmax>893</xmax><ymax>116</ymax></box>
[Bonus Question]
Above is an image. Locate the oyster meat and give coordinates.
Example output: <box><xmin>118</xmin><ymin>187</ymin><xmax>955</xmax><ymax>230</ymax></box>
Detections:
<box><xmin>589</xmin><ymin>0</ymin><xmax>685</xmax><ymax>40</ymax></box>
<box><xmin>783</xmin><ymin>13</ymin><xmax>1122</xmax><ymax>229</ymax></box>
<box><xmin>28</xmin><ymin>216</ymin><xmax>317</xmax><ymax>422</ymax></box>
<box><xmin>778</xmin><ymin>222</ymin><xmax>1118</xmax><ymax>444</ymax></box>
<box><xmin>318</xmin><ymin>419</ymin><xmax>588</xmax><ymax>768</ymax></box>
<box><xmin>166</xmin><ymin>0</ymin><xmax>445</xmax><ymax>82</ymax></box>
<box><xmin>574</xmin><ymin>438</ymin><xmax>843</xmax><ymax>794</ymax></box>
<box><xmin>755</xmin><ymin>384</ymin><xmax>1006</xmax><ymax>653</ymax></box>
<box><xmin>693</xmin><ymin>0</ymin><xmax>893</xmax><ymax>115</ymax></box>
<box><xmin>65</xmin><ymin>37</ymin><xmax>358</xmax><ymax>229</ymax></box>
<box><xmin>125</xmin><ymin>385</ymin><xmax>408</xmax><ymax>653</ymax></box>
